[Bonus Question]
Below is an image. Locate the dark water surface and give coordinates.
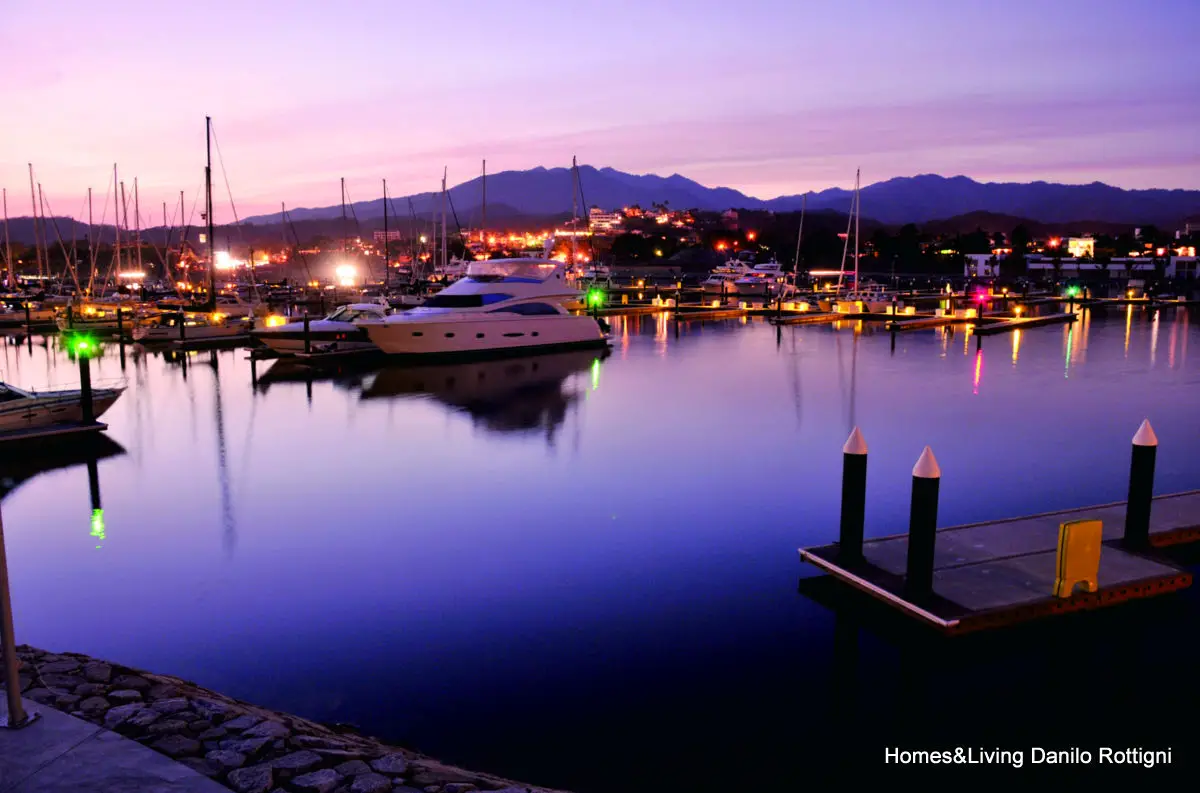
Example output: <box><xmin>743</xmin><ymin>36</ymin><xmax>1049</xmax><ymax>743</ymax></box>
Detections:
<box><xmin>4</xmin><ymin>305</ymin><xmax>1200</xmax><ymax>788</ymax></box>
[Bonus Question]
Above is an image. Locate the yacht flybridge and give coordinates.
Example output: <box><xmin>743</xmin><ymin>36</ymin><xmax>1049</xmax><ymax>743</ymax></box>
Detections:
<box><xmin>358</xmin><ymin>259</ymin><xmax>608</xmax><ymax>358</ymax></box>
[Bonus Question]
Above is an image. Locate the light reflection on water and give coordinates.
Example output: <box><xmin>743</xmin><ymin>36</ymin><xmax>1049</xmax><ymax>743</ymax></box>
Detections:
<box><xmin>2</xmin><ymin>305</ymin><xmax>1200</xmax><ymax>792</ymax></box>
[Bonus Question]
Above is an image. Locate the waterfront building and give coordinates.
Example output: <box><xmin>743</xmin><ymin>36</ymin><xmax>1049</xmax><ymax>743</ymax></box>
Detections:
<box><xmin>589</xmin><ymin>208</ymin><xmax>623</xmax><ymax>235</ymax></box>
<box><xmin>373</xmin><ymin>230</ymin><xmax>402</xmax><ymax>242</ymax></box>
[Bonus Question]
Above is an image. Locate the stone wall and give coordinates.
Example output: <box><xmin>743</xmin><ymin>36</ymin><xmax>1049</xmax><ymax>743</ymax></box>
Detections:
<box><xmin>6</xmin><ymin>645</ymin><xmax>568</xmax><ymax>793</ymax></box>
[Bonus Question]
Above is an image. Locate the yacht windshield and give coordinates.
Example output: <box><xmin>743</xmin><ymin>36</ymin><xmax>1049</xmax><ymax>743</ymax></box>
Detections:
<box><xmin>423</xmin><ymin>293</ymin><xmax>513</xmax><ymax>308</ymax></box>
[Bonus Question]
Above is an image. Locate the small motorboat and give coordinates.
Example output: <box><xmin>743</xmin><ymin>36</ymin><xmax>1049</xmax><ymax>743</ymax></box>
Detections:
<box><xmin>0</xmin><ymin>381</ymin><xmax>124</xmax><ymax>431</ymax></box>
<box><xmin>250</xmin><ymin>302</ymin><xmax>390</xmax><ymax>354</ymax></box>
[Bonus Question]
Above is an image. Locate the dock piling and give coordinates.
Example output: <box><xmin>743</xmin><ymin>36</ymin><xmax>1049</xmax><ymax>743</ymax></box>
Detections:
<box><xmin>905</xmin><ymin>446</ymin><xmax>941</xmax><ymax>599</ymax></box>
<box><xmin>838</xmin><ymin>427</ymin><xmax>868</xmax><ymax>564</ymax></box>
<box><xmin>78</xmin><ymin>349</ymin><xmax>95</xmax><ymax>425</ymax></box>
<box><xmin>0</xmin><ymin>504</ymin><xmax>35</xmax><ymax>729</ymax></box>
<box><xmin>23</xmin><ymin>302</ymin><xmax>30</xmax><ymax>329</ymax></box>
<box><xmin>1124</xmin><ymin>419</ymin><xmax>1158</xmax><ymax>550</ymax></box>
<box><xmin>303</xmin><ymin>315</ymin><xmax>312</xmax><ymax>355</ymax></box>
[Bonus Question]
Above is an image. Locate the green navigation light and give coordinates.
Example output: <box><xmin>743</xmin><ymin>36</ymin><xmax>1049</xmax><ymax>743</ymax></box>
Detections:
<box><xmin>90</xmin><ymin>508</ymin><xmax>106</xmax><ymax>547</ymax></box>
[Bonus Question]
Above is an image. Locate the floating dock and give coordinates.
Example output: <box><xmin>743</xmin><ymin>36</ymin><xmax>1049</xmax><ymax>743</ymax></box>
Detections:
<box><xmin>971</xmin><ymin>312</ymin><xmax>1077</xmax><ymax>335</ymax></box>
<box><xmin>800</xmin><ymin>491</ymin><xmax>1200</xmax><ymax>634</ymax></box>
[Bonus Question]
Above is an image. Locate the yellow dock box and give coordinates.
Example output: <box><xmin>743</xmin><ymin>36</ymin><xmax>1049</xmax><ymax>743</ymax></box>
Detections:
<box><xmin>621</xmin><ymin>294</ymin><xmax>629</xmax><ymax>305</ymax></box>
<box><xmin>1054</xmin><ymin>519</ymin><xmax>1102</xmax><ymax>598</ymax></box>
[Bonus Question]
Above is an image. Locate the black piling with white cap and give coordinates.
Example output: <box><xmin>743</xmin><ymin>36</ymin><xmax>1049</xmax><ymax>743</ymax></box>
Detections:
<box><xmin>838</xmin><ymin>427</ymin><xmax>868</xmax><ymax>564</ymax></box>
<box><xmin>1124</xmin><ymin>419</ymin><xmax>1158</xmax><ymax>550</ymax></box>
<box><xmin>905</xmin><ymin>446</ymin><xmax>941</xmax><ymax>599</ymax></box>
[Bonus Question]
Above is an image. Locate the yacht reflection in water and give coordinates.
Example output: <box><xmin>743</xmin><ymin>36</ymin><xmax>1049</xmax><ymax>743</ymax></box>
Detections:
<box><xmin>0</xmin><ymin>436</ymin><xmax>126</xmax><ymax>502</ymax></box>
<box><xmin>361</xmin><ymin>349</ymin><xmax>608</xmax><ymax>439</ymax></box>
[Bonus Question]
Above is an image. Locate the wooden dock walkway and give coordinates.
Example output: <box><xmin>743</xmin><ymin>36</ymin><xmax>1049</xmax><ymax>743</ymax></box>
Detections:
<box><xmin>769</xmin><ymin>312</ymin><xmax>843</xmax><ymax>326</ymax></box>
<box><xmin>800</xmin><ymin>490</ymin><xmax>1200</xmax><ymax>633</ymax></box>
<box><xmin>972</xmin><ymin>312</ymin><xmax>1076</xmax><ymax>336</ymax></box>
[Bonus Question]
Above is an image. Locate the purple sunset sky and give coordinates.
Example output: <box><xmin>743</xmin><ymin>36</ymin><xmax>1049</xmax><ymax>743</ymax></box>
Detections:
<box><xmin>3</xmin><ymin>0</ymin><xmax>1199</xmax><ymax>222</ymax></box>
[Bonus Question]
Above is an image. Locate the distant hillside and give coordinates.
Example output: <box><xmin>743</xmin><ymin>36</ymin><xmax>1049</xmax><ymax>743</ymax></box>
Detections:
<box><xmin>775</xmin><ymin>174</ymin><xmax>1200</xmax><ymax>226</ymax></box>
<box><xmin>915</xmin><ymin>211</ymin><xmax>1137</xmax><ymax>238</ymax></box>
<box><xmin>247</xmin><ymin>168</ymin><xmax>1200</xmax><ymax>228</ymax></box>
<box><xmin>7</xmin><ymin>170</ymin><xmax>1199</xmax><ymax>247</ymax></box>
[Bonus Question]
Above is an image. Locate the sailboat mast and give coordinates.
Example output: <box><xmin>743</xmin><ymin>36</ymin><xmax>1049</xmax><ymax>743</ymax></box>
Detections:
<box><xmin>27</xmin><ymin>164</ymin><xmax>44</xmax><ymax>280</ymax></box>
<box><xmin>441</xmin><ymin>168</ymin><xmax>448</xmax><ymax>271</ymax></box>
<box><xmin>382</xmin><ymin>178</ymin><xmax>388</xmax><ymax>289</ymax></box>
<box><xmin>86</xmin><ymin>188</ymin><xmax>95</xmax><ymax>295</ymax></box>
<box><xmin>112</xmin><ymin>164</ymin><xmax>121</xmax><ymax>276</ymax></box>
<box><xmin>37</xmin><ymin>184</ymin><xmax>48</xmax><ymax>281</ymax></box>
<box><xmin>120</xmin><ymin>181</ymin><xmax>129</xmax><ymax>276</ymax></box>
<box><xmin>134</xmin><ymin>177</ymin><xmax>143</xmax><ymax>274</ymax></box>
<box><xmin>793</xmin><ymin>192</ymin><xmax>806</xmax><ymax>274</ymax></box>
<box><xmin>205</xmin><ymin>116</ymin><xmax>216</xmax><ymax>304</ymax></box>
<box><xmin>481</xmin><ymin>159</ymin><xmax>487</xmax><ymax>248</ymax></box>
<box><xmin>835</xmin><ymin>181</ymin><xmax>853</xmax><ymax>294</ymax></box>
<box><xmin>571</xmin><ymin>156</ymin><xmax>578</xmax><ymax>266</ymax></box>
<box><xmin>341</xmin><ymin>177</ymin><xmax>347</xmax><ymax>256</ymax></box>
<box><xmin>2</xmin><ymin>188</ymin><xmax>12</xmax><ymax>291</ymax></box>
<box><xmin>853</xmin><ymin>168</ymin><xmax>860</xmax><ymax>291</ymax></box>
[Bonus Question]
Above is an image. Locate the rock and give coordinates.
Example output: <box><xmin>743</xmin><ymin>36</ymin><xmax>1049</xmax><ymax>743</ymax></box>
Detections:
<box><xmin>83</xmin><ymin>662</ymin><xmax>112</xmax><ymax>683</ymax></box>
<box><xmin>193</xmin><ymin>699</ymin><xmax>235</xmax><ymax>721</ymax></box>
<box><xmin>206</xmin><ymin>749</ymin><xmax>248</xmax><ymax>769</ymax></box>
<box><xmin>148</xmin><ymin>684</ymin><xmax>181</xmax><ymax>699</ymax></box>
<box><xmin>78</xmin><ymin>696</ymin><xmax>110</xmax><ymax>714</ymax></box>
<box><xmin>292</xmin><ymin>769</ymin><xmax>341</xmax><ymax>793</ymax></box>
<box><xmin>17</xmin><ymin>675</ymin><xmax>32</xmax><ymax>692</ymax></box>
<box><xmin>223</xmin><ymin>714</ymin><xmax>263</xmax><ymax>731</ymax></box>
<box><xmin>220</xmin><ymin>737</ymin><xmax>273</xmax><ymax>757</ymax></box>
<box><xmin>335</xmin><ymin>761</ymin><xmax>371</xmax><ymax>777</ymax></box>
<box><xmin>112</xmin><ymin>674</ymin><xmax>151</xmax><ymax>691</ymax></box>
<box><xmin>26</xmin><ymin>687</ymin><xmax>57</xmax><ymax>705</ymax></box>
<box><xmin>349</xmin><ymin>773</ymin><xmax>392</xmax><ymax>793</ymax></box>
<box><xmin>179</xmin><ymin>757</ymin><xmax>224</xmax><ymax>778</ymax></box>
<box><xmin>245</xmin><ymin>720</ymin><xmax>289</xmax><ymax>739</ymax></box>
<box><xmin>152</xmin><ymin>697</ymin><xmax>191</xmax><ymax>714</ymax></box>
<box><xmin>228</xmin><ymin>764</ymin><xmax>274</xmax><ymax>793</ymax></box>
<box><xmin>270</xmin><ymin>750</ymin><xmax>322</xmax><ymax>773</ymax></box>
<box><xmin>293</xmin><ymin>735</ymin><xmax>353</xmax><ymax>751</ymax></box>
<box><xmin>128</xmin><ymin>708</ymin><xmax>163</xmax><ymax>728</ymax></box>
<box><xmin>40</xmin><ymin>659</ymin><xmax>81</xmax><ymax>674</ymax></box>
<box><xmin>104</xmin><ymin>703</ymin><xmax>145</xmax><ymax>727</ymax></box>
<box><xmin>198</xmin><ymin>726</ymin><xmax>228</xmax><ymax>741</ymax></box>
<box><xmin>390</xmin><ymin>788</ymin><xmax>423</xmax><ymax>793</ymax></box>
<box><xmin>442</xmin><ymin>785</ymin><xmax>477</xmax><ymax>793</ymax></box>
<box><xmin>152</xmin><ymin>734</ymin><xmax>201</xmax><ymax>757</ymax></box>
<box><xmin>76</xmin><ymin>683</ymin><xmax>108</xmax><ymax>697</ymax></box>
<box><xmin>108</xmin><ymin>689</ymin><xmax>143</xmax><ymax>704</ymax></box>
<box><xmin>147</xmin><ymin>719</ymin><xmax>188</xmax><ymax>735</ymax></box>
<box><xmin>55</xmin><ymin>694</ymin><xmax>81</xmax><ymax>709</ymax></box>
<box><xmin>370</xmin><ymin>755</ymin><xmax>409</xmax><ymax>776</ymax></box>
<box><xmin>41</xmin><ymin>673</ymin><xmax>85</xmax><ymax>690</ymax></box>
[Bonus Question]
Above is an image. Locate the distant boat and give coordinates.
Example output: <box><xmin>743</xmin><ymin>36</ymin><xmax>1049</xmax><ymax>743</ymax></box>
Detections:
<box><xmin>733</xmin><ymin>260</ymin><xmax>785</xmax><ymax>296</ymax></box>
<box><xmin>131</xmin><ymin>311</ymin><xmax>250</xmax><ymax>343</ymax></box>
<box><xmin>0</xmin><ymin>381</ymin><xmax>124</xmax><ymax>431</ymax></box>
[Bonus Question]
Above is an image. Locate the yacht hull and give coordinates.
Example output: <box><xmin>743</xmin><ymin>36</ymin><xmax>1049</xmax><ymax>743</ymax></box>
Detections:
<box><xmin>363</xmin><ymin>315</ymin><xmax>606</xmax><ymax>359</ymax></box>
<box><xmin>133</xmin><ymin>324</ymin><xmax>247</xmax><ymax>343</ymax></box>
<box><xmin>0</xmin><ymin>389</ymin><xmax>123</xmax><ymax>431</ymax></box>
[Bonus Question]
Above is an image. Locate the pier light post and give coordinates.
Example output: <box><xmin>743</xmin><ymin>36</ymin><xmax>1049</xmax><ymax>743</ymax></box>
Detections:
<box><xmin>0</xmin><ymin>503</ymin><xmax>35</xmax><ymax>729</ymax></box>
<box><xmin>905</xmin><ymin>446</ymin><xmax>941</xmax><ymax>599</ymax></box>
<box><xmin>1124</xmin><ymin>419</ymin><xmax>1158</xmax><ymax>550</ymax></box>
<box><xmin>74</xmin><ymin>336</ymin><xmax>97</xmax><ymax>425</ymax></box>
<box><xmin>838</xmin><ymin>427</ymin><xmax>868</xmax><ymax>564</ymax></box>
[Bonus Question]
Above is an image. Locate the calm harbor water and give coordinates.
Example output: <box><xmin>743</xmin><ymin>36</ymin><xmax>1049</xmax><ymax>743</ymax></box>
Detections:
<box><xmin>4</xmin><ymin>306</ymin><xmax>1200</xmax><ymax>788</ymax></box>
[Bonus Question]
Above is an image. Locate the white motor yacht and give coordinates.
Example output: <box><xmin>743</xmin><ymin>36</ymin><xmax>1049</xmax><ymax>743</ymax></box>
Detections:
<box><xmin>359</xmin><ymin>259</ymin><xmax>607</xmax><ymax>358</ymax></box>
<box><xmin>733</xmin><ymin>260</ymin><xmax>785</xmax><ymax>296</ymax></box>
<box><xmin>0</xmin><ymin>381</ymin><xmax>124</xmax><ymax>431</ymax></box>
<box><xmin>132</xmin><ymin>311</ymin><xmax>251</xmax><ymax>343</ymax></box>
<box><xmin>251</xmin><ymin>303</ymin><xmax>389</xmax><ymax>354</ymax></box>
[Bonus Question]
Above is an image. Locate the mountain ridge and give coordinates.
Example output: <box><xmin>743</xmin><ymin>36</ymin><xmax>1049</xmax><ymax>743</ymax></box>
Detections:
<box><xmin>242</xmin><ymin>168</ymin><xmax>1200</xmax><ymax>227</ymax></box>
